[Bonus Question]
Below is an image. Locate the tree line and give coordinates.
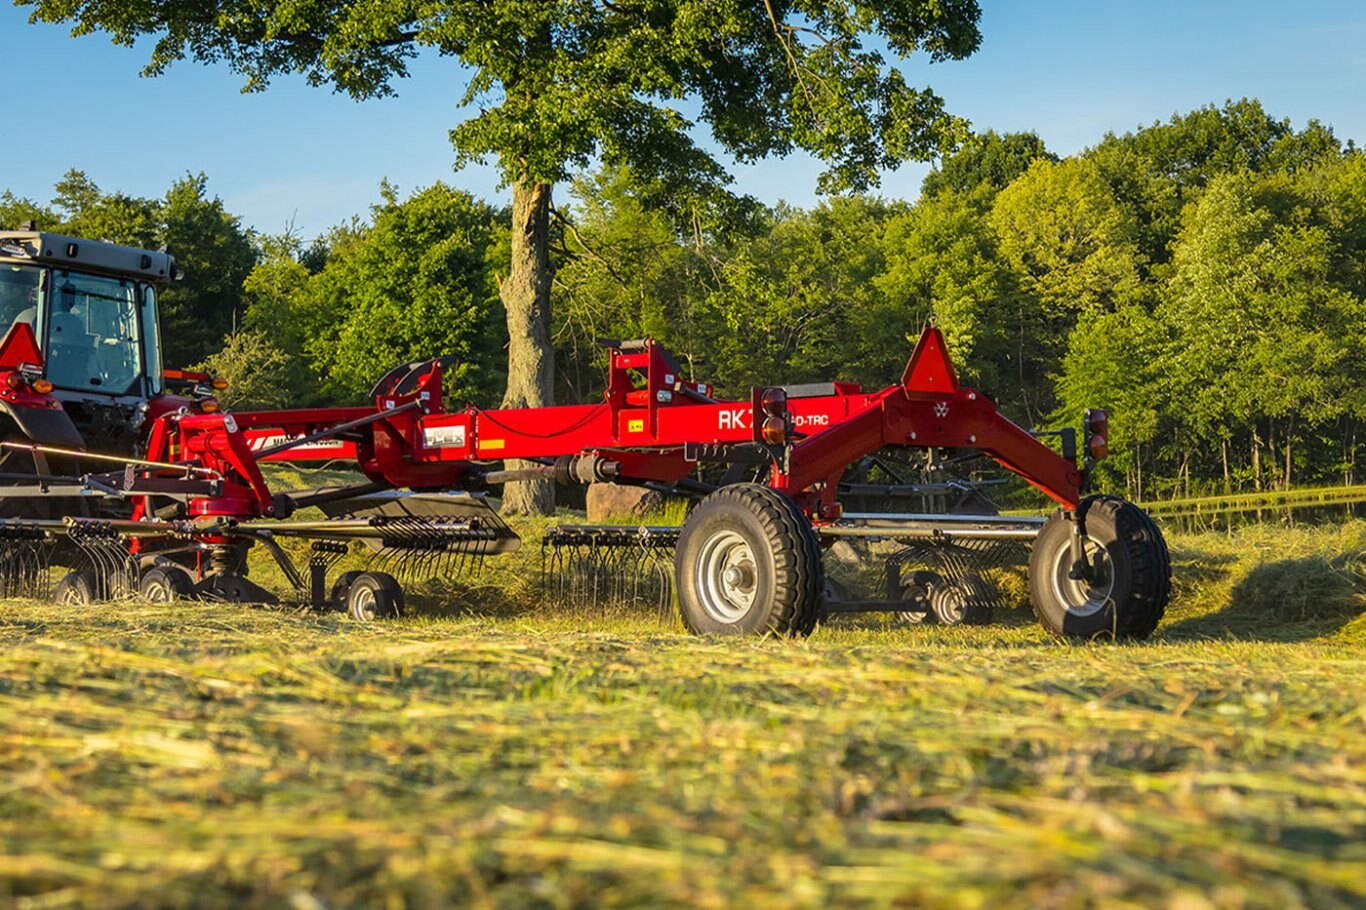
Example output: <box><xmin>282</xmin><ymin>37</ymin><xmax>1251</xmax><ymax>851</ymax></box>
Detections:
<box><xmin>3</xmin><ymin>98</ymin><xmax>1363</xmax><ymax>500</ymax></box>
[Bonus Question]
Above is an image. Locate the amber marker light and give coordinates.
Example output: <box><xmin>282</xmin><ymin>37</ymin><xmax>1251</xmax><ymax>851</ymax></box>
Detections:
<box><xmin>761</xmin><ymin>415</ymin><xmax>788</xmax><ymax>446</ymax></box>
<box><xmin>199</xmin><ymin>397</ymin><xmax>221</xmax><ymax>414</ymax></box>
<box><xmin>32</xmin><ymin>378</ymin><xmax>53</xmax><ymax>394</ymax></box>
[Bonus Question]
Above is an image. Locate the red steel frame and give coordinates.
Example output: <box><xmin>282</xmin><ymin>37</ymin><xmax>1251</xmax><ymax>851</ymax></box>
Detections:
<box><xmin>139</xmin><ymin>328</ymin><xmax>1084</xmax><ymax>523</ymax></box>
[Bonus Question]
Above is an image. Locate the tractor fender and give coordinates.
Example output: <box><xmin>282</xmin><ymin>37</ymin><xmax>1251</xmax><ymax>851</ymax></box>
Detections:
<box><xmin>0</xmin><ymin>399</ymin><xmax>85</xmax><ymax>449</ymax></box>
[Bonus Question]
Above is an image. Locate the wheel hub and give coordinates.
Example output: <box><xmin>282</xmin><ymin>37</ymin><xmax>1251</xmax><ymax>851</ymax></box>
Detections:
<box><xmin>1049</xmin><ymin>538</ymin><xmax>1115</xmax><ymax>617</ymax></box>
<box><xmin>696</xmin><ymin>530</ymin><xmax>759</xmax><ymax>623</ymax></box>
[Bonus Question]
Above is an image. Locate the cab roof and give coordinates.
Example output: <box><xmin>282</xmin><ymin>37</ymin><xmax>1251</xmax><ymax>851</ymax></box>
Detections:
<box><xmin>0</xmin><ymin>230</ymin><xmax>178</xmax><ymax>282</ymax></box>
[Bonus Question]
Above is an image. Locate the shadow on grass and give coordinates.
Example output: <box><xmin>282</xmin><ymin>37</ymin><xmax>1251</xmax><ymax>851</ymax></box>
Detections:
<box><xmin>1161</xmin><ymin>551</ymin><xmax>1365</xmax><ymax>642</ymax></box>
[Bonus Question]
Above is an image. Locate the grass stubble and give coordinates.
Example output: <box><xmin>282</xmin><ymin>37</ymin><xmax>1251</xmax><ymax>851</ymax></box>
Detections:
<box><xmin>0</xmin><ymin>508</ymin><xmax>1362</xmax><ymax>909</ymax></box>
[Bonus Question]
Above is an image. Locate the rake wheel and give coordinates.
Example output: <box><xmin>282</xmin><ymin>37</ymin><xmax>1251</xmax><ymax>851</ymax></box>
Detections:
<box><xmin>674</xmin><ymin>483</ymin><xmax>822</xmax><ymax>636</ymax></box>
<box><xmin>1028</xmin><ymin>495</ymin><xmax>1170</xmax><ymax>640</ymax></box>
<box><xmin>54</xmin><ymin>569</ymin><xmax>100</xmax><ymax>605</ymax></box>
<box><xmin>345</xmin><ymin>572</ymin><xmax>404</xmax><ymax>622</ymax></box>
<box><xmin>929</xmin><ymin>575</ymin><xmax>993</xmax><ymax>625</ymax></box>
<box><xmin>139</xmin><ymin>566</ymin><xmax>195</xmax><ymax>603</ymax></box>
<box><xmin>330</xmin><ymin>570</ymin><xmax>363</xmax><ymax>610</ymax></box>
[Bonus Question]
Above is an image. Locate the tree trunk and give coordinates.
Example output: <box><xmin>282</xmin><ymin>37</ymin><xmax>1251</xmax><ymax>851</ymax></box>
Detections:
<box><xmin>1283</xmin><ymin>413</ymin><xmax>1294</xmax><ymax>490</ymax></box>
<box><xmin>498</xmin><ymin>178</ymin><xmax>556</xmax><ymax>515</ymax></box>
<box><xmin>1251</xmin><ymin>426</ymin><xmax>1262</xmax><ymax>493</ymax></box>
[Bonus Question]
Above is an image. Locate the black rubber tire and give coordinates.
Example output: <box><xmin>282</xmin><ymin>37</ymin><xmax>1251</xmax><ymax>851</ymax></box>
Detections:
<box><xmin>930</xmin><ymin>575</ymin><xmax>993</xmax><ymax>626</ymax></box>
<box><xmin>674</xmin><ymin>483</ymin><xmax>823</xmax><ymax>636</ymax></box>
<box><xmin>895</xmin><ymin>569</ymin><xmax>940</xmax><ymax>625</ymax></box>
<box><xmin>139</xmin><ymin>566</ymin><xmax>195</xmax><ymax>603</ymax></box>
<box><xmin>53</xmin><ymin>569</ymin><xmax>99</xmax><ymax>605</ymax></box>
<box><xmin>345</xmin><ymin>572</ymin><xmax>404</xmax><ymax>622</ymax></box>
<box><xmin>1028</xmin><ymin>495</ymin><xmax>1170</xmax><ymax>640</ymax></box>
<box><xmin>330</xmin><ymin>570</ymin><xmax>363</xmax><ymax>610</ymax></box>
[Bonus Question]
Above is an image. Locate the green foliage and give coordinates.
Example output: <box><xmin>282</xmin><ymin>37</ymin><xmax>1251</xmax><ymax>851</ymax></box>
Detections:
<box><xmin>878</xmin><ymin>189</ymin><xmax>1034</xmax><ymax>415</ymax></box>
<box><xmin>244</xmin><ymin>183</ymin><xmax>506</xmax><ymax>406</ymax></box>
<box><xmin>921</xmin><ymin>129</ymin><xmax>1055</xmax><ymax>199</ymax></box>
<box><xmin>157</xmin><ymin>174</ymin><xmax>259</xmax><ymax>367</ymax></box>
<box><xmin>1</xmin><ymin>171</ymin><xmax>257</xmax><ymax>368</ymax></box>
<box><xmin>191</xmin><ymin>330</ymin><xmax>293</xmax><ymax>410</ymax></box>
<box><xmin>694</xmin><ymin>196</ymin><xmax>906</xmax><ymax>395</ymax></box>
<box><xmin>989</xmin><ymin>157</ymin><xmax>1144</xmax><ymax>317</ymax></box>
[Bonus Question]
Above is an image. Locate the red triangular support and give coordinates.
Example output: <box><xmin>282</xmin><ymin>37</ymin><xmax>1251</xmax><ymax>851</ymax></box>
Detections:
<box><xmin>901</xmin><ymin>327</ymin><xmax>959</xmax><ymax>396</ymax></box>
<box><xmin>0</xmin><ymin>321</ymin><xmax>43</xmax><ymax>371</ymax></box>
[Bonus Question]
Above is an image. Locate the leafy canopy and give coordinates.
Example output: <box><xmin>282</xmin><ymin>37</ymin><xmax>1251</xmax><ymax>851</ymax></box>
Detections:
<box><xmin>22</xmin><ymin>1</ymin><xmax>982</xmax><ymax>194</ymax></box>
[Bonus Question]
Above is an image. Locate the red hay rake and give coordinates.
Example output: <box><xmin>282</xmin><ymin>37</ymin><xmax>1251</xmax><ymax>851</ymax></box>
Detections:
<box><xmin>0</xmin><ymin>324</ymin><xmax>1169</xmax><ymax>639</ymax></box>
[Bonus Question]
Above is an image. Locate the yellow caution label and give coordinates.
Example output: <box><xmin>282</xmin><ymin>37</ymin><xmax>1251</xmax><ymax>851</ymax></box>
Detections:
<box><xmin>628</xmin><ymin>419</ymin><xmax>645</xmax><ymax>433</ymax></box>
<box><xmin>481</xmin><ymin>439</ymin><xmax>505</xmax><ymax>451</ymax></box>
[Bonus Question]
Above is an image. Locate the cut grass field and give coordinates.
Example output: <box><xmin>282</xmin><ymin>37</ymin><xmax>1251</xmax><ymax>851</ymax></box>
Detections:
<box><xmin>1</xmin><ymin>514</ymin><xmax>1363</xmax><ymax>909</ymax></box>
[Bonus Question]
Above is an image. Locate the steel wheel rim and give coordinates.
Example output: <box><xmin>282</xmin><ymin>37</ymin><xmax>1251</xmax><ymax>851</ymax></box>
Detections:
<box><xmin>1048</xmin><ymin>538</ymin><xmax>1114</xmax><ymax>618</ymax></box>
<box><xmin>144</xmin><ymin>580</ymin><xmax>170</xmax><ymax>602</ymax></box>
<box><xmin>352</xmin><ymin>585</ymin><xmax>376</xmax><ymax>621</ymax></box>
<box><xmin>695</xmin><ymin>530</ymin><xmax>758</xmax><ymax>623</ymax></box>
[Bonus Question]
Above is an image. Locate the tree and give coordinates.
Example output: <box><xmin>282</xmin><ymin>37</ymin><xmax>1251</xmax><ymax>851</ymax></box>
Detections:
<box><xmin>989</xmin><ymin>157</ymin><xmax>1143</xmax><ymax>318</ymax></box>
<box><xmin>3</xmin><ymin>170</ymin><xmax>257</xmax><ymax>366</ymax></box>
<box><xmin>244</xmin><ymin>182</ymin><xmax>505</xmax><ymax>407</ymax></box>
<box><xmin>876</xmin><ymin>189</ymin><xmax>1037</xmax><ymax>418</ymax></box>
<box><xmin>157</xmin><ymin>174</ymin><xmax>260</xmax><ymax>366</ymax></box>
<box><xmin>920</xmin><ymin>130</ymin><xmax>1055</xmax><ymax>199</ymax></box>
<box><xmin>192</xmin><ymin>330</ymin><xmax>293</xmax><ymax>410</ymax></box>
<box><xmin>20</xmin><ymin>0</ymin><xmax>983</xmax><ymax>513</ymax></box>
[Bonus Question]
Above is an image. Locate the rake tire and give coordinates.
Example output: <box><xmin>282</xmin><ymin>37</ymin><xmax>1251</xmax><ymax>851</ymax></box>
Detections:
<box><xmin>345</xmin><ymin>572</ymin><xmax>404</xmax><ymax>622</ymax></box>
<box><xmin>139</xmin><ymin>566</ymin><xmax>195</xmax><ymax>603</ymax></box>
<box><xmin>1028</xmin><ymin>495</ymin><xmax>1170</xmax><ymax>640</ymax></box>
<box><xmin>330</xmin><ymin>571</ymin><xmax>363</xmax><ymax>610</ymax></box>
<box><xmin>54</xmin><ymin>569</ymin><xmax>99</xmax><ymax>605</ymax></box>
<box><xmin>675</xmin><ymin>483</ymin><xmax>822</xmax><ymax>637</ymax></box>
<box><xmin>930</xmin><ymin>575</ymin><xmax>994</xmax><ymax>626</ymax></box>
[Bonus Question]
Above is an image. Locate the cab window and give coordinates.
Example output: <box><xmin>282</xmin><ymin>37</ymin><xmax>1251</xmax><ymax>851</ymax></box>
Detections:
<box><xmin>44</xmin><ymin>271</ymin><xmax>144</xmax><ymax>396</ymax></box>
<box><xmin>0</xmin><ymin>265</ymin><xmax>43</xmax><ymax>332</ymax></box>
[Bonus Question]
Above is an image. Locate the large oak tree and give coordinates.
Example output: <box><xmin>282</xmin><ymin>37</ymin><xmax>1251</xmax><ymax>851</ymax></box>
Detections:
<box><xmin>21</xmin><ymin>0</ymin><xmax>981</xmax><ymax>512</ymax></box>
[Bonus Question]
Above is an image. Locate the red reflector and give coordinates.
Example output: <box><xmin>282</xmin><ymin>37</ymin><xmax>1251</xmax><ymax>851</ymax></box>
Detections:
<box><xmin>761</xmin><ymin>387</ymin><xmax>787</xmax><ymax>416</ymax></box>
<box><xmin>1085</xmin><ymin>408</ymin><xmax>1109</xmax><ymax>439</ymax></box>
<box><xmin>624</xmin><ymin>390</ymin><xmax>650</xmax><ymax>407</ymax></box>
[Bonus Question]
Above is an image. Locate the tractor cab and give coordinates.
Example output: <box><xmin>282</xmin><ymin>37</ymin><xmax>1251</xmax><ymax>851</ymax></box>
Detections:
<box><xmin>0</xmin><ymin>229</ymin><xmax>182</xmax><ymax>453</ymax></box>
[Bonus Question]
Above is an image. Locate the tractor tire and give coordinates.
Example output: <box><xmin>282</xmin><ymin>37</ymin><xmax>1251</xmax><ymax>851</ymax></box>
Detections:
<box><xmin>139</xmin><ymin>566</ymin><xmax>195</xmax><ymax>603</ymax></box>
<box><xmin>53</xmin><ymin>569</ymin><xmax>100</xmax><ymax>605</ymax></box>
<box><xmin>1028</xmin><ymin>496</ymin><xmax>1170</xmax><ymax>640</ymax></box>
<box><xmin>345</xmin><ymin>572</ymin><xmax>404</xmax><ymax>622</ymax></box>
<box><xmin>674</xmin><ymin>483</ymin><xmax>822</xmax><ymax>636</ymax></box>
<box><xmin>929</xmin><ymin>575</ymin><xmax>993</xmax><ymax>626</ymax></box>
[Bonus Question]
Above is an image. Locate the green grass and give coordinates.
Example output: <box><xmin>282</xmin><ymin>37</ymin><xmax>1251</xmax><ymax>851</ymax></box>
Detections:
<box><xmin>1</xmin><ymin>518</ymin><xmax>1363</xmax><ymax>909</ymax></box>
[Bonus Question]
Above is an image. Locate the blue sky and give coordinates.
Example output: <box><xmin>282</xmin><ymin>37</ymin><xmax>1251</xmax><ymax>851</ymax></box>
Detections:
<box><xmin>2</xmin><ymin>1</ymin><xmax>1364</xmax><ymax>239</ymax></box>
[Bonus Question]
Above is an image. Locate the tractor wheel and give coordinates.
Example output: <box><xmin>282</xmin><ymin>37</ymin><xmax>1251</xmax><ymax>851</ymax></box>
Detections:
<box><xmin>1028</xmin><ymin>496</ymin><xmax>1170</xmax><ymax>640</ymax></box>
<box><xmin>330</xmin><ymin>571</ymin><xmax>363</xmax><ymax>611</ymax></box>
<box><xmin>139</xmin><ymin>566</ymin><xmax>195</xmax><ymax>603</ymax></box>
<box><xmin>345</xmin><ymin>572</ymin><xmax>404</xmax><ymax>622</ymax></box>
<box><xmin>674</xmin><ymin>483</ymin><xmax>822</xmax><ymax>636</ymax></box>
<box><xmin>53</xmin><ymin>569</ymin><xmax>100</xmax><ymax>605</ymax></box>
<box><xmin>895</xmin><ymin>570</ymin><xmax>940</xmax><ymax>625</ymax></box>
<box><xmin>929</xmin><ymin>575</ymin><xmax>994</xmax><ymax>626</ymax></box>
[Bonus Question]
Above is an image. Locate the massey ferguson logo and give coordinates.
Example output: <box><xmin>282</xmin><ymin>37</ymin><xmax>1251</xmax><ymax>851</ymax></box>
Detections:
<box><xmin>248</xmin><ymin>434</ymin><xmax>345</xmax><ymax>452</ymax></box>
